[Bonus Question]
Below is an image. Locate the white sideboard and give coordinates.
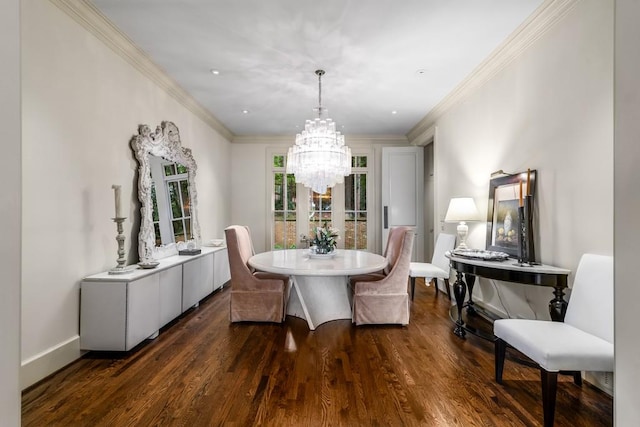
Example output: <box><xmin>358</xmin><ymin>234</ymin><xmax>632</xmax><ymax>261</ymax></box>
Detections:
<box><xmin>80</xmin><ymin>246</ymin><xmax>230</xmax><ymax>351</ymax></box>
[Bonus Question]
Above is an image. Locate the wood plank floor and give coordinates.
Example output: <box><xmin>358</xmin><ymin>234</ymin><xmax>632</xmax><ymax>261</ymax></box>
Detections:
<box><xmin>22</xmin><ymin>280</ymin><xmax>612</xmax><ymax>426</ymax></box>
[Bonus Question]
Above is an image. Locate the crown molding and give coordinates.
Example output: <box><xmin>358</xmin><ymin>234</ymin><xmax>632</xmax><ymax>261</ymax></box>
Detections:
<box><xmin>345</xmin><ymin>135</ymin><xmax>409</xmax><ymax>144</ymax></box>
<box><xmin>232</xmin><ymin>134</ymin><xmax>409</xmax><ymax>145</ymax></box>
<box><xmin>407</xmin><ymin>0</ymin><xmax>580</xmax><ymax>145</ymax></box>
<box><xmin>232</xmin><ymin>135</ymin><xmax>292</xmax><ymax>145</ymax></box>
<box><xmin>49</xmin><ymin>0</ymin><xmax>234</xmax><ymax>141</ymax></box>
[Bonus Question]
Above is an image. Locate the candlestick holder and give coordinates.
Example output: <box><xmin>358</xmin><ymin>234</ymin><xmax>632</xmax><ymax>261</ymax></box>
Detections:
<box><xmin>517</xmin><ymin>206</ymin><xmax>530</xmax><ymax>267</ymax></box>
<box><xmin>524</xmin><ymin>195</ymin><xmax>537</xmax><ymax>265</ymax></box>
<box><xmin>109</xmin><ymin>216</ymin><xmax>133</xmax><ymax>274</ymax></box>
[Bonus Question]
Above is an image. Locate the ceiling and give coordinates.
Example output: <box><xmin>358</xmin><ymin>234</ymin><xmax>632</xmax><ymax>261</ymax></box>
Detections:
<box><xmin>91</xmin><ymin>0</ymin><xmax>544</xmax><ymax>137</ymax></box>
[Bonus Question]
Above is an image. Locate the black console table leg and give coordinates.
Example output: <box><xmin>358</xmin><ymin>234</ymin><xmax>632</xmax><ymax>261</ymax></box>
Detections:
<box><xmin>549</xmin><ymin>286</ymin><xmax>568</xmax><ymax>321</ymax></box>
<box><xmin>453</xmin><ymin>271</ymin><xmax>467</xmax><ymax>338</ymax></box>
<box><xmin>464</xmin><ymin>274</ymin><xmax>477</xmax><ymax>316</ymax></box>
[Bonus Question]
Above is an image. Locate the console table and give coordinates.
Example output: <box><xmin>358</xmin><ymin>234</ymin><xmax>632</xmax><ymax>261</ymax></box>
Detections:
<box><xmin>446</xmin><ymin>254</ymin><xmax>571</xmax><ymax>339</ymax></box>
<box><xmin>80</xmin><ymin>246</ymin><xmax>230</xmax><ymax>351</ymax></box>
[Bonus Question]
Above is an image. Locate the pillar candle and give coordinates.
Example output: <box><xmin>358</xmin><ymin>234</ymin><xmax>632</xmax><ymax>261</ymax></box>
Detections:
<box><xmin>519</xmin><ymin>181</ymin><xmax>523</xmax><ymax>207</ymax></box>
<box><xmin>112</xmin><ymin>184</ymin><xmax>122</xmax><ymax>218</ymax></box>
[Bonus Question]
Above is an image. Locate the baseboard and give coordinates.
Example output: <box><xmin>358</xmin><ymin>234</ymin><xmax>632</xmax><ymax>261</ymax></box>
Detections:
<box><xmin>585</xmin><ymin>371</ymin><xmax>613</xmax><ymax>396</ymax></box>
<box><xmin>21</xmin><ymin>335</ymin><xmax>84</xmax><ymax>390</ymax></box>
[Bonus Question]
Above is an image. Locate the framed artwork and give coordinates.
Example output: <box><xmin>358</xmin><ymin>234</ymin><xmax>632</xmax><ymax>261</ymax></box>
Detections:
<box><xmin>486</xmin><ymin>170</ymin><xmax>536</xmax><ymax>258</ymax></box>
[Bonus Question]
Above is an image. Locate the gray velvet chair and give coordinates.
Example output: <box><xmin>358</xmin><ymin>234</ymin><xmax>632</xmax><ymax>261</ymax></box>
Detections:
<box><xmin>225</xmin><ymin>225</ymin><xmax>290</xmax><ymax>323</ymax></box>
<box><xmin>351</xmin><ymin>226</ymin><xmax>414</xmax><ymax>325</ymax></box>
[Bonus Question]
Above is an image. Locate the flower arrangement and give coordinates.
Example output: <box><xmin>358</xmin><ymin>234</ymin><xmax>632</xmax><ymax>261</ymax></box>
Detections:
<box><xmin>310</xmin><ymin>221</ymin><xmax>339</xmax><ymax>254</ymax></box>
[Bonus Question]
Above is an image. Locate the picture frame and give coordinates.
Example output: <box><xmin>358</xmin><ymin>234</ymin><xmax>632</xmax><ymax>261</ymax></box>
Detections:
<box><xmin>486</xmin><ymin>170</ymin><xmax>536</xmax><ymax>258</ymax></box>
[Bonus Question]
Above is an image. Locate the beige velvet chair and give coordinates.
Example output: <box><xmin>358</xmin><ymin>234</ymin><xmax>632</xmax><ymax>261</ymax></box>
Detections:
<box><xmin>351</xmin><ymin>226</ymin><xmax>415</xmax><ymax>325</ymax></box>
<box><xmin>225</xmin><ymin>225</ymin><xmax>290</xmax><ymax>323</ymax></box>
<box><xmin>348</xmin><ymin>226</ymin><xmax>407</xmax><ymax>287</ymax></box>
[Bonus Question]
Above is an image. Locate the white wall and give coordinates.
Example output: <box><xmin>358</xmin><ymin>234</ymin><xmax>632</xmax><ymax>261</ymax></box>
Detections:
<box><xmin>231</xmin><ymin>136</ymin><xmax>409</xmax><ymax>254</ymax></box>
<box><xmin>432</xmin><ymin>0</ymin><xmax>613</xmax><ymax>319</ymax></box>
<box><xmin>20</xmin><ymin>0</ymin><xmax>231</xmax><ymax>388</ymax></box>
<box><xmin>614</xmin><ymin>0</ymin><xmax>640</xmax><ymax>423</ymax></box>
<box><xmin>0</xmin><ymin>0</ymin><xmax>21</xmax><ymax>423</ymax></box>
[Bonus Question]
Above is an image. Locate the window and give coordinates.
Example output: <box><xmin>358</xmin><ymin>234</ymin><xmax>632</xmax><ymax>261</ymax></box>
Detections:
<box><xmin>163</xmin><ymin>163</ymin><xmax>191</xmax><ymax>243</ymax></box>
<box><xmin>272</xmin><ymin>155</ymin><xmax>297</xmax><ymax>249</ymax></box>
<box><xmin>150</xmin><ymin>160</ymin><xmax>191</xmax><ymax>244</ymax></box>
<box><xmin>268</xmin><ymin>150</ymin><xmax>372</xmax><ymax>252</ymax></box>
<box><xmin>308</xmin><ymin>187</ymin><xmax>333</xmax><ymax>235</ymax></box>
<box><xmin>344</xmin><ymin>156</ymin><xmax>368</xmax><ymax>249</ymax></box>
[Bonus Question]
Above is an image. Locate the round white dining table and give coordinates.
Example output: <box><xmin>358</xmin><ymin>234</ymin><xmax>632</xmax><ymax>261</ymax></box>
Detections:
<box><xmin>248</xmin><ymin>249</ymin><xmax>387</xmax><ymax>330</ymax></box>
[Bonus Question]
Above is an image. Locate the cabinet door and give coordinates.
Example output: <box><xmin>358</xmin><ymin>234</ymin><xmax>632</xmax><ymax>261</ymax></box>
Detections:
<box><xmin>182</xmin><ymin>258</ymin><xmax>200</xmax><ymax>311</ymax></box>
<box><xmin>80</xmin><ymin>281</ymin><xmax>127</xmax><ymax>351</ymax></box>
<box><xmin>213</xmin><ymin>248</ymin><xmax>231</xmax><ymax>290</ymax></box>
<box><xmin>126</xmin><ymin>274</ymin><xmax>160</xmax><ymax>350</ymax></box>
<box><xmin>182</xmin><ymin>254</ymin><xmax>215</xmax><ymax>311</ymax></box>
<box><xmin>202</xmin><ymin>253</ymin><xmax>214</xmax><ymax>296</ymax></box>
<box><xmin>159</xmin><ymin>265</ymin><xmax>183</xmax><ymax>326</ymax></box>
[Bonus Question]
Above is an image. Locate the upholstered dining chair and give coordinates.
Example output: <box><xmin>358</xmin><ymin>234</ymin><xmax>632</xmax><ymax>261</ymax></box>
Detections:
<box><xmin>409</xmin><ymin>232</ymin><xmax>456</xmax><ymax>300</ymax></box>
<box><xmin>224</xmin><ymin>225</ymin><xmax>290</xmax><ymax>323</ymax></box>
<box><xmin>351</xmin><ymin>226</ymin><xmax>415</xmax><ymax>325</ymax></box>
<box><xmin>493</xmin><ymin>254</ymin><xmax>614</xmax><ymax>427</ymax></box>
<box><xmin>348</xmin><ymin>226</ymin><xmax>407</xmax><ymax>287</ymax></box>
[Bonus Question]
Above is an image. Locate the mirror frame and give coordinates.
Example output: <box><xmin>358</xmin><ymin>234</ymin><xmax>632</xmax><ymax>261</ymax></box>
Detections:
<box><xmin>131</xmin><ymin>121</ymin><xmax>200</xmax><ymax>262</ymax></box>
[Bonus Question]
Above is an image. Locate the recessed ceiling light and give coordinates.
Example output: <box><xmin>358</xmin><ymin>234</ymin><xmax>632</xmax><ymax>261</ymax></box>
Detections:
<box><xmin>210</xmin><ymin>69</ymin><xmax>220</xmax><ymax>75</ymax></box>
<box><xmin>242</xmin><ymin>109</ymin><xmax>249</xmax><ymax>114</ymax></box>
<box><xmin>391</xmin><ymin>110</ymin><xmax>398</xmax><ymax>115</ymax></box>
<box><xmin>415</xmin><ymin>69</ymin><xmax>428</xmax><ymax>75</ymax></box>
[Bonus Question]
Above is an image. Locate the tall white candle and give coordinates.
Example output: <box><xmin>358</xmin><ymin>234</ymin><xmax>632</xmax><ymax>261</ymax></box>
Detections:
<box><xmin>112</xmin><ymin>184</ymin><xmax>122</xmax><ymax>218</ymax></box>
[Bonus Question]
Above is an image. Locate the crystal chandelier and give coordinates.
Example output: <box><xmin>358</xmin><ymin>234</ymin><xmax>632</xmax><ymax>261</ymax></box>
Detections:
<box><xmin>287</xmin><ymin>70</ymin><xmax>351</xmax><ymax>194</ymax></box>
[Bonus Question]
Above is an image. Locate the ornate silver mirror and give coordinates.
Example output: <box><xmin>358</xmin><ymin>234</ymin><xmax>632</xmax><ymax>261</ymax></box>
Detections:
<box><xmin>131</xmin><ymin>121</ymin><xmax>200</xmax><ymax>262</ymax></box>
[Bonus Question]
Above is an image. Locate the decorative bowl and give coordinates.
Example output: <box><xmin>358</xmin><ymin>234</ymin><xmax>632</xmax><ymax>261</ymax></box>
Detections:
<box><xmin>138</xmin><ymin>261</ymin><xmax>160</xmax><ymax>269</ymax></box>
<box><xmin>208</xmin><ymin>239</ymin><xmax>225</xmax><ymax>247</ymax></box>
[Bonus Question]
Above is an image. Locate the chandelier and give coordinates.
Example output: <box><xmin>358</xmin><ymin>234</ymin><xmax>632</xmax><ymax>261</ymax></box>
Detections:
<box><xmin>287</xmin><ymin>70</ymin><xmax>351</xmax><ymax>194</ymax></box>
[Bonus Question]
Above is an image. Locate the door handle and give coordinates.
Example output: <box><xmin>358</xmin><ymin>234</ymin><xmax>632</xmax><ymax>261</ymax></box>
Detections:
<box><xmin>383</xmin><ymin>206</ymin><xmax>388</xmax><ymax>229</ymax></box>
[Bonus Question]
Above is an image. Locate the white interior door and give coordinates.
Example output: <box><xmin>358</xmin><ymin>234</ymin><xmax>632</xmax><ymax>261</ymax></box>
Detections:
<box><xmin>381</xmin><ymin>146</ymin><xmax>424</xmax><ymax>261</ymax></box>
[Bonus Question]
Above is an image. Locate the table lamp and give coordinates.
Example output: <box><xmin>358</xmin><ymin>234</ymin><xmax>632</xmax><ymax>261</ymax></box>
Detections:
<box><xmin>445</xmin><ymin>197</ymin><xmax>479</xmax><ymax>250</ymax></box>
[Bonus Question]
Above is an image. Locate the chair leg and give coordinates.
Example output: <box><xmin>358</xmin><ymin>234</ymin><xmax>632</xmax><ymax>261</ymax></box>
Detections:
<box><xmin>495</xmin><ymin>338</ymin><xmax>507</xmax><ymax>384</ymax></box>
<box><xmin>429</xmin><ymin>279</ymin><xmax>438</xmax><ymax>297</ymax></box>
<box><xmin>443</xmin><ymin>278</ymin><xmax>452</xmax><ymax>299</ymax></box>
<box><xmin>572</xmin><ymin>371</ymin><xmax>582</xmax><ymax>386</ymax></box>
<box><xmin>410</xmin><ymin>277</ymin><xmax>416</xmax><ymax>301</ymax></box>
<box><xmin>541</xmin><ymin>369</ymin><xmax>558</xmax><ymax>427</ymax></box>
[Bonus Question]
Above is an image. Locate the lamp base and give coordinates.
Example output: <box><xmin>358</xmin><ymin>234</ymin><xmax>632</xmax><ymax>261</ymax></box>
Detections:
<box><xmin>456</xmin><ymin>222</ymin><xmax>469</xmax><ymax>250</ymax></box>
<box><xmin>454</xmin><ymin>242</ymin><xmax>470</xmax><ymax>251</ymax></box>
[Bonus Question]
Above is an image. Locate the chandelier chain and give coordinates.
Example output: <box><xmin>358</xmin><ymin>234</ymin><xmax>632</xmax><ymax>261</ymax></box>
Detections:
<box><xmin>316</xmin><ymin>69</ymin><xmax>324</xmax><ymax>117</ymax></box>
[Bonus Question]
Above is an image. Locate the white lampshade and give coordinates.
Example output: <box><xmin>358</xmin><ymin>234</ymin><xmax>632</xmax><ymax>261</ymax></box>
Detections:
<box><xmin>445</xmin><ymin>197</ymin><xmax>479</xmax><ymax>223</ymax></box>
<box><xmin>444</xmin><ymin>197</ymin><xmax>479</xmax><ymax>250</ymax></box>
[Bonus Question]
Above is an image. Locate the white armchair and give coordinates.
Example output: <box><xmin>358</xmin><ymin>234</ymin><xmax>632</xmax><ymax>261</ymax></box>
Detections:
<box><xmin>493</xmin><ymin>253</ymin><xmax>614</xmax><ymax>427</ymax></box>
<box><xmin>409</xmin><ymin>233</ymin><xmax>456</xmax><ymax>299</ymax></box>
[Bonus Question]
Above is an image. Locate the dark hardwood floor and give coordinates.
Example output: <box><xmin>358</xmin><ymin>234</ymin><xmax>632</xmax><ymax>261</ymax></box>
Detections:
<box><xmin>22</xmin><ymin>280</ymin><xmax>612</xmax><ymax>426</ymax></box>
